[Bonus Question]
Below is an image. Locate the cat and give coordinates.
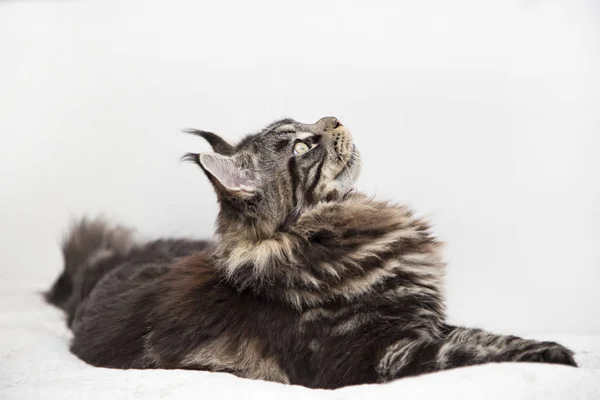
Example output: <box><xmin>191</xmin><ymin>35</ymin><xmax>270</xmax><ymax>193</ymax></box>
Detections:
<box><xmin>46</xmin><ymin>117</ymin><xmax>577</xmax><ymax>389</ymax></box>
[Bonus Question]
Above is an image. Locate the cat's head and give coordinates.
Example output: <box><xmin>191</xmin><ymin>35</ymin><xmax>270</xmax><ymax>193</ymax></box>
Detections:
<box><xmin>184</xmin><ymin>117</ymin><xmax>361</xmax><ymax>238</ymax></box>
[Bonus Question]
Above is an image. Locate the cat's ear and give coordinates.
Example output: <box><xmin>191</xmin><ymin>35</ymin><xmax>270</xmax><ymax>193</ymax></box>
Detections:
<box><xmin>183</xmin><ymin>129</ymin><xmax>234</xmax><ymax>155</ymax></box>
<box><xmin>195</xmin><ymin>152</ymin><xmax>257</xmax><ymax>197</ymax></box>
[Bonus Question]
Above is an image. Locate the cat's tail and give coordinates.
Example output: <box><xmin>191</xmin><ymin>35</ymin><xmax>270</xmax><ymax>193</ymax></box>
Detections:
<box><xmin>45</xmin><ymin>217</ymin><xmax>136</xmax><ymax>310</ymax></box>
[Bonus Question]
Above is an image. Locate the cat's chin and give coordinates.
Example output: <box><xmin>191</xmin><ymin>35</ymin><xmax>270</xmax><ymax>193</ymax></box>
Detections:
<box><xmin>333</xmin><ymin>146</ymin><xmax>361</xmax><ymax>197</ymax></box>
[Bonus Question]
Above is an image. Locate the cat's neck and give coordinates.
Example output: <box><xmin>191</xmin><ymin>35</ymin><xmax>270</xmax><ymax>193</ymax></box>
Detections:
<box><xmin>211</xmin><ymin>192</ymin><xmax>445</xmax><ymax>311</ymax></box>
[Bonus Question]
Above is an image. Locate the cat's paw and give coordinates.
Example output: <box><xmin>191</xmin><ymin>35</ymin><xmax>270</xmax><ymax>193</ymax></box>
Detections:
<box><xmin>517</xmin><ymin>341</ymin><xmax>577</xmax><ymax>367</ymax></box>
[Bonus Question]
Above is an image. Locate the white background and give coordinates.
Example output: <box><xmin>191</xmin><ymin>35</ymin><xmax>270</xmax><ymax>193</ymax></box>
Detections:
<box><xmin>0</xmin><ymin>0</ymin><xmax>598</xmax><ymax>334</ymax></box>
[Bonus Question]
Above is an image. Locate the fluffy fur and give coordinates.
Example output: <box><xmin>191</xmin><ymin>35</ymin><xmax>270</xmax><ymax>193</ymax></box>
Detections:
<box><xmin>46</xmin><ymin>117</ymin><xmax>576</xmax><ymax>389</ymax></box>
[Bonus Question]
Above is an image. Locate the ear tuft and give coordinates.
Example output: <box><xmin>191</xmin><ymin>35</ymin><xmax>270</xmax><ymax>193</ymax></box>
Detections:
<box><xmin>198</xmin><ymin>153</ymin><xmax>257</xmax><ymax>195</ymax></box>
<box><xmin>183</xmin><ymin>129</ymin><xmax>234</xmax><ymax>155</ymax></box>
<box><xmin>181</xmin><ymin>152</ymin><xmax>200</xmax><ymax>164</ymax></box>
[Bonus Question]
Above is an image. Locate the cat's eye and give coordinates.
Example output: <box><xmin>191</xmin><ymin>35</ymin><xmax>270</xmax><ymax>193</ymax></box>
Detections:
<box><xmin>294</xmin><ymin>142</ymin><xmax>310</xmax><ymax>155</ymax></box>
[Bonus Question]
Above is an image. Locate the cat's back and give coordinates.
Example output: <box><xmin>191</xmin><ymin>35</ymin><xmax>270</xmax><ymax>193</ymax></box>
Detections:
<box><xmin>69</xmin><ymin>239</ymin><xmax>214</xmax><ymax>368</ymax></box>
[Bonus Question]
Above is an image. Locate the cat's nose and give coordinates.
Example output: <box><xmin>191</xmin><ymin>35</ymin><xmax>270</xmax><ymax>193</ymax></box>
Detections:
<box><xmin>317</xmin><ymin>116</ymin><xmax>343</xmax><ymax>131</ymax></box>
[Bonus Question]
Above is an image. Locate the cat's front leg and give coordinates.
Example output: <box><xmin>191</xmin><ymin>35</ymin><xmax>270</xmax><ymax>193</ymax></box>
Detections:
<box><xmin>377</xmin><ymin>326</ymin><xmax>577</xmax><ymax>381</ymax></box>
<box><xmin>437</xmin><ymin>326</ymin><xmax>577</xmax><ymax>368</ymax></box>
<box><xmin>376</xmin><ymin>334</ymin><xmax>442</xmax><ymax>380</ymax></box>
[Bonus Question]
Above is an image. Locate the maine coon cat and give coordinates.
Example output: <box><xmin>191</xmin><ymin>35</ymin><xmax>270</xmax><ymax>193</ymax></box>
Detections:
<box><xmin>46</xmin><ymin>117</ymin><xmax>576</xmax><ymax>388</ymax></box>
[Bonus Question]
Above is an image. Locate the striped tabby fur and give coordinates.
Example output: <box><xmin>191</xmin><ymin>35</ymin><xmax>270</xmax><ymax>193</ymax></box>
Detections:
<box><xmin>46</xmin><ymin>117</ymin><xmax>576</xmax><ymax>388</ymax></box>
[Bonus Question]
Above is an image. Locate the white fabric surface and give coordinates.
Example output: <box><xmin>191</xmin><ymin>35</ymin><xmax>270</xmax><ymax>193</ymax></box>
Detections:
<box><xmin>1</xmin><ymin>280</ymin><xmax>599</xmax><ymax>400</ymax></box>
